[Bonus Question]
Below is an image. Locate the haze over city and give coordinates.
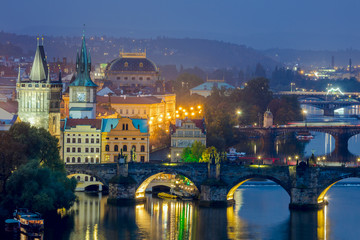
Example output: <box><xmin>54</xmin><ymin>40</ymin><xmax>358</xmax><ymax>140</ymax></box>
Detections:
<box><xmin>1</xmin><ymin>0</ymin><xmax>360</xmax><ymax>50</ymax></box>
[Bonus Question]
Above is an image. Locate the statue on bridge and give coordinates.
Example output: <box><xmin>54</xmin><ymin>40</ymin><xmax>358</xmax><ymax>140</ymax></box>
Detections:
<box><xmin>117</xmin><ymin>149</ymin><xmax>127</xmax><ymax>164</ymax></box>
<box><xmin>130</xmin><ymin>147</ymin><xmax>136</xmax><ymax>162</ymax></box>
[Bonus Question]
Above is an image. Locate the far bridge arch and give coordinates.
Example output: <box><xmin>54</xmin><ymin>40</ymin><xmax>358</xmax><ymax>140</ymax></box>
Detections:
<box><xmin>226</xmin><ymin>174</ymin><xmax>291</xmax><ymax>202</ymax></box>
<box><xmin>135</xmin><ymin>171</ymin><xmax>200</xmax><ymax>199</ymax></box>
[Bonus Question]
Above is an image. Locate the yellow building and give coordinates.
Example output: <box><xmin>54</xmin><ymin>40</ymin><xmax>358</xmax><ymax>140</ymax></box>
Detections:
<box><xmin>62</xmin><ymin>119</ymin><xmax>102</xmax><ymax>164</ymax></box>
<box><xmin>97</xmin><ymin>94</ymin><xmax>176</xmax><ymax>131</ymax></box>
<box><xmin>170</xmin><ymin>118</ymin><xmax>206</xmax><ymax>162</ymax></box>
<box><xmin>101</xmin><ymin>118</ymin><xmax>149</xmax><ymax>163</ymax></box>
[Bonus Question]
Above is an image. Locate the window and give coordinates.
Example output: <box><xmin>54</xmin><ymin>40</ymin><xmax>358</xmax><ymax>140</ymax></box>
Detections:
<box><xmin>132</xmin><ymin>77</ymin><xmax>135</xmax><ymax>80</ymax></box>
<box><xmin>77</xmin><ymin>157</ymin><xmax>81</xmax><ymax>163</ymax></box>
<box><xmin>141</xmin><ymin>145</ymin><xmax>145</xmax><ymax>152</ymax></box>
<box><xmin>126</xmin><ymin>109</ymin><xmax>128</xmax><ymax>114</ymax></box>
<box><xmin>72</xmin><ymin>147</ymin><xmax>75</xmax><ymax>153</ymax></box>
<box><xmin>105</xmin><ymin>145</ymin><xmax>109</xmax><ymax>151</ymax></box>
<box><xmin>85</xmin><ymin>157</ymin><xmax>89</xmax><ymax>163</ymax></box>
<box><xmin>115</xmin><ymin>137</ymin><xmax>118</xmax><ymax>140</ymax></box>
<box><xmin>120</xmin><ymin>109</ymin><xmax>123</xmax><ymax>114</ymax></box>
<box><xmin>123</xmin><ymin>138</ymin><xmax>127</xmax><ymax>140</ymax></box>
<box><xmin>122</xmin><ymin>124</ymin><xmax>125</xmax><ymax>130</ymax></box>
<box><xmin>147</xmin><ymin>77</ymin><xmax>150</xmax><ymax>80</ymax></box>
<box><xmin>124</xmin><ymin>77</ymin><xmax>128</xmax><ymax>80</ymax></box>
<box><xmin>91</xmin><ymin>148</ymin><xmax>94</xmax><ymax>153</ymax></box>
<box><xmin>96</xmin><ymin>157</ymin><xmax>99</xmax><ymax>163</ymax></box>
<box><xmin>85</xmin><ymin>138</ymin><xmax>89</xmax><ymax>143</ymax></box>
<box><xmin>139</xmin><ymin>62</ymin><xmax>143</xmax><ymax>68</ymax></box>
<box><xmin>67</xmin><ymin>138</ymin><xmax>70</xmax><ymax>143</ymax></box>
<box><xmin>114</xmin><ymin>145</ymin><xmax>119</xmax><ymax>151</ymax></box>
<box><xmin>91</xmin><ymin>139</ymin><xmax>94</xmax><ymax>143</ymax></box>
<box><xmin>126</xmin><ymin>124</ymin><xmax>128</xmax><ymax>130</ymax></box>
<box><xmin>91</xmin><ymin>158</ymin><xmax>94</xmax><ymax>163</ymax></box>
<box><xmin>78</xmin><ymin>147</ymin><xmax>81</xmax><ymax>153</ymax></box>
<box><xmin>66</xmin><ymin>157</ymin><xmax>70</xmax><ymax>163</ymax></box>
<box><xmin>132</xmin><ymin>109</ymin><xmax>134</xmax><ymax>114</ymax></box>
<box><xmin>78</xmin><ymin>138</ymin><xmax>81</xmax><ymax>143</ymax></box>
<box><xmin>132</xmin><ymin>145</ymin><xmax>136</xmax><ymax>152</ymax></box>
<box><xmin>85</xmin><ymin>176</ymin><xmax>88</xmax><ymax>181</ymax></box>
<box><xmin>85</xmin><ymin>148</ymin><xmax>89</xmax><ymax>153</ymax></box>
<box><xmin>96</xmin><ymin>148</ymin><xmax>99</xmax><ymax>153</ymax></box>
<box><xmin>76</xmin><ymin>176</ymin><xmax>80</xmax><ymax>181</ymax></box>
<box><xmin>72</xmin><ymin>138</ymin><xmax>76</xmax><ymax>143</ymax></box>
<box><xmin>124</xmin><ymin>62</ymin><xmax>128</xmax><ymax>67</ymax></box>
<box><xmin>117</xmin><ymin>77</ymin><xmax>121</xmax><ymax>80</ymax></box>
<box><xmin>141</xmin><ymin>138</ymin><xmax>145</xmax><ymax>140</ymax></box>
<box><xmin>72</xmin><ymin>157</ymin><xmax>75</xmax><ymax>163</ymax></box>
<box><xmin>141</xmin><ymin>156</ymin><xmax>145</xmax><ymax>162</ymax></box>
<box><xmin>139</xmin><ymin>77</ymin><xmax>143</xmax><ymax>80</ymax></box>
<box><xmin>66</xmin><ymin>147</ymin><xmax>70</xmax><ymax>153</ymax></box>
<box><xmin>90</xmin><ymin>176</ymin><xmax>94</xmax><ymax>181</ymax></box>
<box><xmin>96</xmin><ymin>139</ymin><xmax>99</xmax><ymax>144</ymax></box>
<box><xmin>123</xmin><ymin>145</ymin><xmax>128</xmax><ymax>152</ymax></box>
<box><xmin>132</xmin><ymin>138</ymin><xmax>136</xmax><ymax>140</ymax></box>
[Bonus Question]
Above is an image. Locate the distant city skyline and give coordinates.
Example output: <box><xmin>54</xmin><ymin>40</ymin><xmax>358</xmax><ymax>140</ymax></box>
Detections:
<box><xmin>1</xmin><ymin>0</ymin><xmax>360</xmax><ymax>50</ymax></box>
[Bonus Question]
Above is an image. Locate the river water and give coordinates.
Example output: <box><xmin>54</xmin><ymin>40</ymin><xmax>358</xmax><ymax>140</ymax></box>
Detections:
<box><xmin>33</xmin><ymin>180</ymin><xmax>360</xmax><ymax>240</ymax></box>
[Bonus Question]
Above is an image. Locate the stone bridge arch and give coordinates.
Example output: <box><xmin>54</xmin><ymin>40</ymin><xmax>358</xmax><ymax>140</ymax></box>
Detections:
<box><xmin>316</xmin><ymin>169</ymin><xmax>360</xmax><ymax>204</ymax></box>
<box><xmin>66</xmin><ymin>169</ymin><xmax>109</xmax><ymax>187</ymax></box>
<box><xmin>226</xmin><ymin>174</ymin><xmax>291</xmax><ymax>202</ymax></box>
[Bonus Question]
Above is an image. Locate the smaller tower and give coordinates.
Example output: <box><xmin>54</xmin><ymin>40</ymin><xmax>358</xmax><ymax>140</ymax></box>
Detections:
<box><xmin>263</xmin><ymin>109</ymin><xmax>273</xmax><ymax>128</ymax></box>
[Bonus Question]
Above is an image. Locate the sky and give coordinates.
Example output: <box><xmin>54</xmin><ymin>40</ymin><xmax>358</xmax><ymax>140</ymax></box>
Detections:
<box><xmin>1</xmin><ymin>0</ymin><xmax>360</xmax><ymax>50</ymax></box>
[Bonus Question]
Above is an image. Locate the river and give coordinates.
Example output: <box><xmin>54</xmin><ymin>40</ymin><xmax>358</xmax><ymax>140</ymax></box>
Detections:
<box><xmin>30</xmin><ymin>180</ymin><xmax>360</xmax><ymax>240</ymax></box>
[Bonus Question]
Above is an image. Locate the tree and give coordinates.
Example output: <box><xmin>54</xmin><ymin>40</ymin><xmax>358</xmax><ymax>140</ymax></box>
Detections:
<box><xmin>9</xmin><ymin>122</ymin><xmax>64</xmax><ymax>171</ymax></box>
<box><xmin>4</xmin><ymin>160</ymin><xmax>76</xmax><ymax>213</ymax></box>
<box><xmin>200</xmin><ymin>146</ymin><xmax>217</xmax><ymax>163</ymax></box>
<box><xmin>0</xmin><ymin>132</ymin><xmax>26</xmax><ymax>193</ymax></box>
<box><xmin>254</xmin><ymin>63</ymin><xmax>266</xmax><ymax>78</ymax></box>
<box><xmin>181</xmin><ymin>141</ymin><xmax>206</xmax><ymax>162</ymax></box>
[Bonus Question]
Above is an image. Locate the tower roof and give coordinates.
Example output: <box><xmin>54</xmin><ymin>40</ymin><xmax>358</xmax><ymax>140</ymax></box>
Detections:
<box><xmin>70</xmin><ymin>35</ymin><xmax>97</xmax><ymax>87</ymax></box>
<box><xmin>29</xmin><ymin>42</ymin><xmax>48</xmax><ymax>82</ymax></box>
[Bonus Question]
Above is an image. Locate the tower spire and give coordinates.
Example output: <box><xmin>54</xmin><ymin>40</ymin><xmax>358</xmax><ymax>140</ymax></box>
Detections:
<box><xmin>58</xmin><ymin>65</ymin><xmax>62</xmax><ymax>83</ymax></box>
<box><xmin>47</xmin><ymin>65</ymin><xmax>50</xmax><ymax>83</ymax></box>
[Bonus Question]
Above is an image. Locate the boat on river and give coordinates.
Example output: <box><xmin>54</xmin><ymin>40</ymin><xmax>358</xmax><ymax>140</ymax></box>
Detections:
<box><xmin>14</xmin><ymin>209</ymin><xmax>44</xmax><ymax>238</ymax></box>
<box><xmin>158</xmin><ymin>192</ymin><xmax>178</xmax><ymax>199</ymax></box>
<box><xmin>4</xmin><ymin>218</ymin><xmax>20</xmax><ymax>232</ymax></box>
<box><xmin>296</xmin><ymin>131</ymin><xmax>314</xmax><ymax>141</ymax></box>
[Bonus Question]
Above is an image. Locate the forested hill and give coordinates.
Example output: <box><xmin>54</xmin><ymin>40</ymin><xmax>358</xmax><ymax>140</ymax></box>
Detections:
<box><xmin>0</xmin><ymin>31</ymin><xmax>277</xmax><ymax>70</ymax></box>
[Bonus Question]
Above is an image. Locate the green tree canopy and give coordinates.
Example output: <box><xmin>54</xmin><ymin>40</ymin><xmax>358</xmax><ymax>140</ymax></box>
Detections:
<box><xmin>181</xmin><ymin>141</ymin><xmax>206</xmax><ymax>162</ymax></box>
<box><xmin>4</xmin><ymin>160</ymin><xmax>76</xmax><ymax>213</ymax></box>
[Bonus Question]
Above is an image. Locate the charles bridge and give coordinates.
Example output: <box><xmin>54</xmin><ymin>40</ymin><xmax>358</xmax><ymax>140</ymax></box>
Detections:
<box><xmin>65</xmin><ymin>162</ymin><xmax>360</xmax><ymax>210</ymax></box>
<box><xmin>236</xmin><ymin>125</ymin><xmax>360</xmax><ymax>161</ymax></box>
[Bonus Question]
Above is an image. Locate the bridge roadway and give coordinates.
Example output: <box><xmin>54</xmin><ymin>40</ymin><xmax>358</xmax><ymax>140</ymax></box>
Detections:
<box><xmin>236</xmin><ymin>125</ymin><xmax>360</xmax><ymax>161</ymax></box>
<box><xmin>65</xmin><ymin>162</ymin><xmax>360</xmax><ymax>210</ymax></box>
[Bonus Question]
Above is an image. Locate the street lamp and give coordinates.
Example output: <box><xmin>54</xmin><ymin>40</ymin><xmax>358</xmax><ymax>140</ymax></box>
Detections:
<box><xmin>303</xmin><ymin>109</ymin><xmax>308</xmax><ymax>127</ymax></box>
<box><xmin>291</xmin><ymin>82</ymin><xmax>295</xmax><ymax>92</ymax></box>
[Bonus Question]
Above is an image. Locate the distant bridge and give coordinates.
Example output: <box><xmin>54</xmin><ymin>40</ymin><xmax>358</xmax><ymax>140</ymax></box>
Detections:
<box><xmin>299</xmin><ymin>99</ymin><xmax>360</xmax><ymax>116</ymax></box>
<box><xmin>65</xmin><ymin>162</ymin><xmax>360</xmax><ymax>210</ymax></box>
<box><xmin>236</xmin><ymin>125</ymin><xmax>360</xmax><ymax>161</ymax></box>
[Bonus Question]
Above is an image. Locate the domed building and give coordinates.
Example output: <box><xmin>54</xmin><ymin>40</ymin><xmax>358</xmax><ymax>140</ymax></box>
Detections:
<box><xmin>105</xmin><ymin>51</ymin><xmax>160</xmax><ymax>88</ymax></box>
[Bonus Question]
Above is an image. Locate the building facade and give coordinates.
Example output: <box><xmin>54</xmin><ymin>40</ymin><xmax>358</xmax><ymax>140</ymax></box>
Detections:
<box><xmin>105</xmin><ymin>52</ymin><xmax>160</xmax><ymax>88</ymax></box>
<box><xmin>69</xmin><ymin>36</ymin><xmax>97</xmax><ymax>119</ymax></box>
<box><xmin>170</xmin><ymin>118</ymin><xmax>206</xmax><ymax>162</ymax></box>
<box><xmin>16</xmin><ymin>41</ymin><xmax>62</xmax><ymax>137</ymax></box>
<box><xmin>101</xmin><ymin>118</ymin><xmax>149</xmax><ymax>163</ymax></box>
<box><xmin>62</xmin><ymin>119</ymin><xmax>102</xmax><ymax>164</ymax></box>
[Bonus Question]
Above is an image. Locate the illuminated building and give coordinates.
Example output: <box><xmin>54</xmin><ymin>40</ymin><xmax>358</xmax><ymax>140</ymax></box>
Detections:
<box><xmin>62</xmin><ymin>118</ymin><xmax>101</xmax><ymax>164</ymax></box>
<box><xmin>170</xmin><ymin>118</ymin><xmax>206</xmax><ymax>162</ymax></box>
<box><xmin>69</xmin><ymin>35</ymin><xmax>97</xmax><ymax>119</ymax></box>
<box><xmin>97</xmin><ymin>94</ymin><xmax>176</xmax><ymax>129</ymax></box>
<box><xmin>101</xmin><ymin>118</ymin><xmax>149</xmax><ymax>163</ymax></box>
<box><xmin>105</xmin><ymin>51</ymin><xmax>160</xmax><ymax>88</ymax></box>
<box><xmin>190</xmin><ymin>79</ymin><xmax>235</xmax><ymax>97</ymax></box>
<box><xmin>16</xmin><ymin>39</ymin><xmax>62</xmax><ymax>137</ymax></box>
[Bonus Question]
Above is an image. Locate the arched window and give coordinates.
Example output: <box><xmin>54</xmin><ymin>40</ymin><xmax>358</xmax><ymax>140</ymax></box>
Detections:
<box><xmin>139</xmin><ymin>62</ymin><xmax>143</xmax><ymax>68</ymax></box>
<box><xmin>132</xmin><ymin>145</ymin><xmax>136</xmax><ymax>152</ymax></box>
<box><xmin>72</xmin><ymin>157</ymin><xmax>75</xmax><ymax>163</ymax></box>
<box><xmin>85</xmin><ymin>157</ymin><xmax>89</xmax><ymax>163</ymax></box>
<box><xmin>66</xmin><ymin>157</ymin><xmax>70</xmax><ymax>163</ymax></box>
<box><xmin>90</xmin><ymin>177</ymin><xmax>94</xmax><ymax>181</ymax></box>
<box><xmin>123</xmin><ymin>145</ymin><xmax>128</xmax><ymax>152</ymax></box>
<box><xmin>122</xmin><ymin>124</ymin><xmax>125</xmax><ymax>130</ymax></box>
<box><xmin>126</xmin><ymin>124</ymin><xmax>128</xmax><ymax>130</ymax></box>
<box><xmin>105</xmin><ymin>145</ymin><xmax>109</xmax><ymax>151</ymax></box>
<box><xmin>77</xmin><ymin>157</ymin><xmax>81</xmax><ymax>163</ymax></box>
<box><xmin>96</xmin><ymin>157</ymin><xmax>99</xmax><ymax>163</ymax></box>
<box><xmin>114</xmin><ymin>145</ymin><xmax>119</xmax><ymax>152</ymax></box>
<box><xmin>140</xmin><ymin>145</ymin><xmax>145</xmax><ymax>152</ymax></box>
<box><xmin>124</xmin><ymin>62</ymin><xmax>128</xmax><ymax>68</ymax></box>
<box><xmin>76</xmin><ymin>176</ymin><xmax>80</xmax><ymax>181</ymax></box>
<box><xmin>91</xmin><ymin>158</ymin><xmax>94</xmax><ymax>163</ymax></box>
<box><xmin>85</xmin><ymin>176</ymin><xmax>88</xmax><ymax>181</ymax></box>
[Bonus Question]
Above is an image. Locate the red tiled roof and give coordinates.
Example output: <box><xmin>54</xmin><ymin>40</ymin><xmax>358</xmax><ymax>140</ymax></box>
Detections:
<box><xmin>97</xmin><ymin>95</ymin><xmax>162</xmax><ymax>105</ymax></box>
<box><xmin>0</xmin><ymin>100</ymin><xmax>18</xmax><ymax>114</ymax></box>
<box><xmin>65</xmin><ymin>118</ymin><xmax>102</xmax><ymax>130</ymax></box>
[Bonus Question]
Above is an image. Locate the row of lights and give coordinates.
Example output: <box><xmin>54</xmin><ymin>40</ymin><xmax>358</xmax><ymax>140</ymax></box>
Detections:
<box><xmin>148</xmin><ymin>112</ymin><xmax>172</xmax><ymax>125</ymax></box>
<box><xmin>176</xmin><ymin>106</ymin><xmax>202</xmax><ymax>118</ymax></box>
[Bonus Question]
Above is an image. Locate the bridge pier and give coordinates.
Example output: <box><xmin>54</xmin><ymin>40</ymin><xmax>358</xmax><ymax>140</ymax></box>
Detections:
<box><xmin>108</xmin><ymin>163</ymin><xmax>146</xmax><ymax>205</ymax></box>
<box><xmin>199</xmin><ymin>162</ymin><xmax>233</xmax><ymax>207</ymax></box>
<box><xmin>260</xmin><ymin>131</ymin><xmax>276</xmax><ymax>157</ymax></box>
<box><xmin>333</xmin><ymin>134</ymin><xmax>350</xmax><ymax>162</ymax></box>
<box><xmin>289</xmin><ymin>166</ymin><xmax>328</xmax><ymax>210</ymax></box>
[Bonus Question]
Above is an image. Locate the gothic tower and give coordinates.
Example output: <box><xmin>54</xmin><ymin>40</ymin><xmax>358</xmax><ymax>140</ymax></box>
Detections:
<box><xmin>16</xmin><ymin>39</ymin><xmax>62</xmax><ymax>137</ymax></box>
<box><xmin>69</xmin><ymin>35</ymin><xmax>97</xmax><ymax>119</ymax></box>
